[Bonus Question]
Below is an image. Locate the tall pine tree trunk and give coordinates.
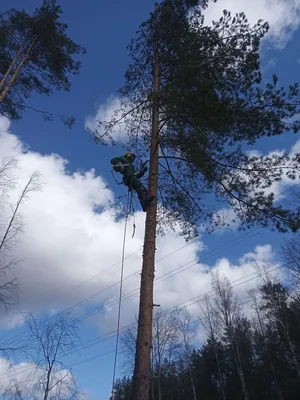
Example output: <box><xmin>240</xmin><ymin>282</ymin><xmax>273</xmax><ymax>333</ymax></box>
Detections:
<box><xmin>0</xmin><ymin>44</ymin><xmax>25</xmax><ymax>92</ymax></box>
<box><xmin>131</xmin><ymin>31</ymin><xmax>160</xmax><ymax>400</ymax></box>
<box><xmin>0</xmin><ymin>39</ymin><xmax>36</xmax><ymax>103</ymax></box>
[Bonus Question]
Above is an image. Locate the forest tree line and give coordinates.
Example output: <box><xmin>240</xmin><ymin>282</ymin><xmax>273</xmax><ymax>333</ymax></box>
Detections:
<box><xmin>114</xmin><ymin>249</ymin><xmax>300</xmax><ymax>400</ymax></box>
<box><xmin>1</xmin><ymin>0</ymin><xmax>300</xmax><ymax>399</ymax></box>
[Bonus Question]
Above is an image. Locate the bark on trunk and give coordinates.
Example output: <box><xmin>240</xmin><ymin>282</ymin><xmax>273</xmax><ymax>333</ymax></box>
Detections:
<box><xmin>0</xmin><ymin>44</ymin><xmax>25</xmax><ymax>92</ymax></box>
<box><xmin>0</xmin><ymin>39</ymin><xmax>36</xmax><ymax>103</ymax></box>
<box><xmin>43</xmin><ymin>367</ymin><xmax>52</xmax><ymax>400</ymax></box>
<box><xmin>131</xmin><ymin>34</ymin><xmax>160</xmax><ymax>400</ymax></box>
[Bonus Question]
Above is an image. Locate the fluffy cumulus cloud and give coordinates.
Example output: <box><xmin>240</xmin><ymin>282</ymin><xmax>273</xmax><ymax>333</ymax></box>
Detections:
<box><xmin>0</xmin><ymin>116</ymin><xmax>287</xmax><ymax>345</ymax></box>
<box><xmin>0</xmin><ymin>357</ymin><xmax>78</xmax><ymax>399</ymax></box>
<box><xmin>97</xmin><ymin>240</ymin><xmax>281</xmax><ymax>336</ymax></box>
<box><xmin>203</xmin><ymin>0</ymin><xmax>300</xmax><ymax>49</ymax></box>
<box><xmin>85</xmin><ymin>1</ymin><xmax>300</xmax><ymax>147</ymax></box>
<box><xmin>85</xmin><ymin>95</ymin><xmax>129</xmax><ymax>143</ymax></box>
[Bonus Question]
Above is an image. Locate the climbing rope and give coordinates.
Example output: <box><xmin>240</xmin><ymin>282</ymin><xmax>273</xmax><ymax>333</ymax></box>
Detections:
<box><xmin>111</xmin><ymin>170</ymin><xmax>123</xmax><ymax>185</ymax></box>
<box><xmin>111</xmin><ymin>190</ymin><xmax>131</xmax><ymax>399</ymax></box>
<box><xmin>129</xmin><ymin>192</ymin><xmax>136</xmax><ymax>238</ymax></box>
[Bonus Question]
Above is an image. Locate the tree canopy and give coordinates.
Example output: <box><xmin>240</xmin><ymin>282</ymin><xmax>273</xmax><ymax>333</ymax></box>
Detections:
<box><xmin>0</xmin><ymin>0</ymin><xmax>86</xmax><ymax>125</ymax></box>
<box><xmin>91</xmin><ymin>0</ymin><xmax>300</xmax><ymax>238</ymax></box>
<box><xmin>114</xmin><ymin>277</ymin><xmax>300</xmax><ymax>400</ymax></box>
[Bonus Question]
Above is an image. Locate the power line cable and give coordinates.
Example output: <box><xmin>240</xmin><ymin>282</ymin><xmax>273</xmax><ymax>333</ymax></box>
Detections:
<box><xmin>0</xmin><ymin>260</ymin><xmax>293</xmax><ymax>384</ymax></box>
<box><xmin>2</xmin><ymin>182</ymin><xmax>299</xmax><ymax>368</ymax></box>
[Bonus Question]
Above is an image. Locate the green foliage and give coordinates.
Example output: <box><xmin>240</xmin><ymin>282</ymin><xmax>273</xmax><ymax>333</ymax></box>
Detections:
<box><xmin>0</xmin><ymin>15</ymin><xmax>11</xmax><ymax>76</ymax></box>
<box><xmin>91</xmin><ymin>0</ymin><xmax>300</xmax><ymax>238</ymax></box>
<box><xmin>0</xmin><ymin>0</ymin><xmax>86</xmax><ymax>124</ymax></box>
<box><xmin>114</xmin><ymin>280</ymin><xmax>300</xmax><ymax>400</ymax></box>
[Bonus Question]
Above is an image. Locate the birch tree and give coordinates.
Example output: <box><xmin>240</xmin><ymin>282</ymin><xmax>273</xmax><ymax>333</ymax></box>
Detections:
<box><xmin>1</xmin><ymin>313</ymin><xmax>81</xmax><ymax>400</ymax></box>
<box><xmin>0</xmin><ymin>158</ymin><xmax>41</xmax><ymax>316</ymax></box>
<box><xmin>211</xmin><ymin>272</ymin><xmax>250</xmax><ymax>400</ymax></box>
<box><xmin>200</xmin><ymin>295</ymin><xmax>226</xmax><ymax>400</ymax></box>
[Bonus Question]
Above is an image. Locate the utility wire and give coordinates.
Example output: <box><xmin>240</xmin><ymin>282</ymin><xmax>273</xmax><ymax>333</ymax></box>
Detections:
<box><xmin>1</xmin><ymin>217</ymin><xmax>254</xmax><ymax>349</ymax></box>
<box><xmin>0</xmin><ymin>224</ymin><xmax>272</xmax><ymax>354</ymax></box>
<box><xmin>0</xmin><ymin>260</ymin><xmax>294</xmax><ymax>384</ymax></box>
<box><xmin>2</xmin><ymin>183</ymin><xmax>300</xmax><ymax>366</ymax></box>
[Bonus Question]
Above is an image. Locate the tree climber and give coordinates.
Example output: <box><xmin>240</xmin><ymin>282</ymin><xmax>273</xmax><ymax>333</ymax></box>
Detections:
<box><xmin>110</xmin><ymin>152</ymin><xmax>155</xmax><ymax>212</ymax></box>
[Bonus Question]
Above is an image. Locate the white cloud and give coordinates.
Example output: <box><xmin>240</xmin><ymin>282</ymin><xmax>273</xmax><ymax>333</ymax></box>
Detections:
<box><xmin>85</xmin><ymin>2</ymin><xmax>300</xmax><ymax>146</ymax></box>
<box><xmin>0</xmin><ymin>357</ymin><xmax>77</xmax><ymax>399</ymax></box>
<box><xmin>244</xmin><ymin>139</ymin><xmax>300</xmax><ymax>202</ymax></box>
<box><xmin>203</xmin><ymin>0</ymin><xmax>300</xmax><ymax>49</ymax></box>
<box><xmin>97</xmin><ymin>240</ymin><xmax>282</xmax><ymax>336</ymax></box>
<box><xmin>0</xmin><ymin>116</ymin><xmax>287</xmax><ymax>350</ymax></box>
<box><xmin>85</xmin><ymin>95</ymin><xmax>129</xmax><ymax>143</ymax></box>
<box><xmin>210</xmin><ymin>208</ymin><xmax>240</xmax><ymax>233</ymax></box>
<box><xmin>262</xmin><ymin>58</ymin><xmax>277</xmax><ymax>72</ymax></box>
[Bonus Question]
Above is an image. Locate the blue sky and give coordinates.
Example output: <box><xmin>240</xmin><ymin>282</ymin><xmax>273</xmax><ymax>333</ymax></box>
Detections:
<box><xmin>0</xmin><ymin>0</ymin><xmax>300</xmax><ymax>399</ymax></box>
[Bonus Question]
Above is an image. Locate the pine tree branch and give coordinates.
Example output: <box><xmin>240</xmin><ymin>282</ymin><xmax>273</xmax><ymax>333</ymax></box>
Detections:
<box><xmin>214</xmin><ymin>176</ymin><xmax>291</xmax><ymax>225</ymax></box>
<box><xmin>0</xmin><ymin>99</ymin><xmax>74</xmax><ymax>125</ymax></box>
<box><xmin>161</xmin><ymin>155</ymin><xmax>299</xmax><ymax>173</ymax></box>
<box><xmin>158</xmin><ymin>160</ymin><xmax>207</xmax><ymax>217</ymax></box>
<box><xmin>91</xmin><ymin>99</ymin><xmax>150</xmax><ymax>141</ymax></box>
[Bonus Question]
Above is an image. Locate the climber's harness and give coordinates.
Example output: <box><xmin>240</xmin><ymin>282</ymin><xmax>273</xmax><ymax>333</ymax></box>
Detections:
<box><xmin>112</xmin><ymin>162</ymin><xmax>131</xmax><ymax>173</ymax></box>
<box><xmin>111</xmin><ymin>159</ymin><xmax>148</xmax><ymax>190</ymax></box>
<box><xmin>111</xmin><ymin>162</ymin><xmax>134</xmax><ymax>188</ymax></box>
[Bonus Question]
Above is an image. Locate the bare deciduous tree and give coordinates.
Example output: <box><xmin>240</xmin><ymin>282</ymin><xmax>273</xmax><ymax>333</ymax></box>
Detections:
<box><xmin>281</xmin><ymin>234</ymin><xmax>300</xmax><ymax>287</ymax></box>
<box><xmin>0</xmin><ymin>153</ymin><xmax>42</xmax><ymax>362</ymax></box>
<box><xmin>120</xmin><ymin>307</ymin><xmax>195</xmax><ymax>400</ymax></box>
<box><xmin>199</xmin><ymin>294</ymin><xmax>226</xmax><ymax>400</ymax></box>
<box><xmin>174</xmin><ymin>308</ymin><xmax>197</xmax><ymax>400</ymax></box>
<box><xmin>1</xmin><ymin>313</ymin><xmax>81</xmax><ymax>400</ymax></box>
<box><xmin>0</xmin><ymin>167</ymin><xmax>42</xmax><ymax>315</ymax></box>
<box><xmin>211</xmin><ymin>272</ymin><xmax>249</xmax><ymax>400</ymax></box>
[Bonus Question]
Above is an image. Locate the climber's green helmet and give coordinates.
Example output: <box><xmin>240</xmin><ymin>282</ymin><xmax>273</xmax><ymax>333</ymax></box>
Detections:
<box><xmin>124</xmin><ymin>152</ymin><xmax>136</xmax><ymax>162</ymax></box>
